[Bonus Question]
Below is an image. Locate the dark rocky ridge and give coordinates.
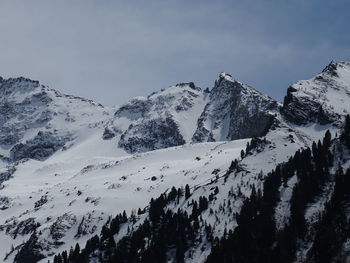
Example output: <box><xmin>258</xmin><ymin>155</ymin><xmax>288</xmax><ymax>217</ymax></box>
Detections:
<box><xmin>193</xmin><ymin>73</ymin><xmax>278</xmax><ymax>142</ymax></box>
<box><xmin>118</xmin><ymin>117</ymin><xmax>186</xmax><ymax>153</ymax></box>
<box><xmin>9</xmin><ymin>131</ymin><xmax>70</xmax><ymax>162</ymax></box>
<box><xmin>281</xmin><ymin>86</ymin><xmax>335</xmax><ymax>125</ymax></box>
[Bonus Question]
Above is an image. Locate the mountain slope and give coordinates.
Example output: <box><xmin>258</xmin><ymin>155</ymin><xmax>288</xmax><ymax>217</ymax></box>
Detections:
<box><xmin>0</xmin><ymin>138</ymin><xmax>248</xmax><ymax>262</ymax></box>
<box><xmin>50</xmin><ymin>118</ymin><xmax>350</xmax><ymax>263</ymax></box>
<box><xmin>207</xmin><ymin>119</ymin><xmax>350</xmax><ymax>263</ymax></box>
<box><xmin>48</xmin><ymin>61</ymin><xmax>350</xmax><ymax>263</ymax></box>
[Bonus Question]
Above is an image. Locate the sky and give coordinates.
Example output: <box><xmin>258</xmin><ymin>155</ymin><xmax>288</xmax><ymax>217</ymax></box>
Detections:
<box><xmin>0</xmin><ymin>0</ymin><xmax>349</xmax><ymax>105</ymax></box>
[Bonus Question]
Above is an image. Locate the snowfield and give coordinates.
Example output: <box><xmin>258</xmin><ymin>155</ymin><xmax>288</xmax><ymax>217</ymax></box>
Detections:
<box><xmin>0</xmin><ymin>134</ymin><xmax>248</xmax><ymax>261</ymax></box>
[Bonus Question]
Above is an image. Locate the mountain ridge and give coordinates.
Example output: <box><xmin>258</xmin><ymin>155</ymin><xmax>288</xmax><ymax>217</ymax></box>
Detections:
<box><xmin>1</xmin><ymin>60</ymin><xmax>350</xmax><ymax>262</ymax></box>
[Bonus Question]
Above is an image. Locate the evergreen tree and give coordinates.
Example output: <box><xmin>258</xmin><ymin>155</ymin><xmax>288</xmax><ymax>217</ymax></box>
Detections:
<box><xmin>185</xmin><ymin>184</ymin><xmax>191</xmax><ymax>199</ymax></box>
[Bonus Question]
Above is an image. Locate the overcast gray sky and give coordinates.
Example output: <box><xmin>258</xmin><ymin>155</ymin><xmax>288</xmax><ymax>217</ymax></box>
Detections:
<box><xmin>0</xmin><ymin>0</ymin><xmax>349</xmax><ymax>105</ymax></box>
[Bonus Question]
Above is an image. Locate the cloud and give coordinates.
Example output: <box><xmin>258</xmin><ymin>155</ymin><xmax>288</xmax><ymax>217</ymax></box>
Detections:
<box><xmin>0</xmin><ymin>0</ymin><xmax>349</xmax><ymax>105</ymax></box>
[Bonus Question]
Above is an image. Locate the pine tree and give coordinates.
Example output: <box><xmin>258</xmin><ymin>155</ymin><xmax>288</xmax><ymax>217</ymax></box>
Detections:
<box><xmin>185</xmin><ymin>184</ymin><xmax>191</xmax><ymax>199</ymax></box>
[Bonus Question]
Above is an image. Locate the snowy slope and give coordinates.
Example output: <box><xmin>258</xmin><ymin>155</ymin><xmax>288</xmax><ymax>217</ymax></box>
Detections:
<box><xmin>45</xmin><ymin>113</ymin><xmax>338</xmax><ymax>263</ymax></box>
<box><xmin>0</xmin><ymin>137</ymin><xmax>248</xmax><ymax>261</ymax></box>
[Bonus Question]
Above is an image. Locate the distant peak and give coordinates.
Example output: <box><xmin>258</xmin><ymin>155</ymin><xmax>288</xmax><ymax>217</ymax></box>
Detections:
<box><xmin>174</xmin><ymin>82</ymin><xmax>199</xmax><ymax>90</ymax></box>
<box><xmin>321</xmin><ymin>60</ymin><xmax>350</xmax><ymax>77</ymax></box>
<box><xmin>215</xmin><ymin>72</ymin><xmax>246</xmax><ymax>90</ymax></box>
<box><xmin>321</xmin><ymin>60</ymin><xmax>339</xmax><ymax>76</ymax></box>
<box><xmin>20</xmin><ymin>76</ymin><xmax>38</xmax><ymax>82</ymax></box>
<box><xmin>0</xmin><ymin>76</ymin><xmax>41</xmax><ymax>94</ymax></box>
<box><xmin>3</xmin><ymin>76</ymin><xmax>40</xmax><ymax>85</ymax></box>
<box><xmin>218</xmin><ymin>72</ymin><xmax>234</xmax><ymax>82</ymax></box>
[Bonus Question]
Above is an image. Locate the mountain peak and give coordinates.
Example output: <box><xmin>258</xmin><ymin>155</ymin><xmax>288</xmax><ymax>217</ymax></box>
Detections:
<box><xmin>192</xmin><ymin>72</ymin><xmax>278</xmax><ymax>143</ymax></box>
<box><xmin>0</xmin><ymin>76</ymin><xmax>40</xmax><ymax>86</ymax></box>
<box><xmin>321</xmin><ymin>60</ymin><xmax>350</xmax><ymax>77</ymax></box>
<box><xmin>321</xmin><ymin>60</ymin><xmax>340</xmax><ymax>77</ymax></box>
<box><xmin>214</xmin><ymin>72</ymin><xmax>275</xmax><ymax>104</ymax></box>
<box><xmin>174</xmin><ymin>82</ymin><xmax>198</xmax><ymax>90</ymax></box>
<box><xmin>282</xmin><ymin>60</ymin><xmax>350</xmax><ymax>125</ymax></box>
<box><xmin>0</xmin><ymin>76</ymin><xmax>110</xmax><ymax>161</ymax></box>
<box><xmin>0</xmin><ymin>76</ymin><xmax>40</xmax><ymax>95</ymax></box>
<box><xmin>217</xmin><ymin>72</ymin><xmax>244</xmax><ymax>87</ymax></box>
<box><xmin>219</xmin><ymin>72</ymin><xmax>234</xmax><ymax>80</ymax></box>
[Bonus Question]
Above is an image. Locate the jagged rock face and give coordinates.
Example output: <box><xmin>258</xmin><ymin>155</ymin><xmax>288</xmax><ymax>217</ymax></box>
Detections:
<box><xmin>0</xmin><ymin>77</ymin><xmax>109</xmax><ymax>162</ymax></box>
<box><xmin>0</xmin><ymin>196</ymin><xmax>11</xmax><ymax>210</ymax></box>
<box><xmin>10</xmin><ymin>131</ymin><xmax>70</xmax><ymax>161</ymax></box>
<box><xmin>106</xmin><ymin>82</ymin><xmax>206</xmax><ymax>153</ymax></box>
<box><xmin>0</xmin><ymin>78</ymin><xmax>46</xmax><ymax>146</ymax></box>
<box><xmin>0</xmin><ymin>166</ymin><xmax>16</xmax><ymax>188</ymax></box>
<box><xmin>281</xmin><ymin>86</ymin><xmax>335</xmax><ymax>125</ymax></box>
<box><xmin>118</xmin><ymin>117</ymin><xmax>185</xmax><ymax>153</ymax></box>
<box><xmin>108</xmin><ymin>73</ymin><xmax>279</xmax><ymax>152</ymax></box>
<box><xmin>192</xmin><ymin>73</ymin><xmax>278</xmax><ymax>142</ymax></box>
<box><xmin>50</xmin><ymin>213</ymin><xmax>77</xmax><ymax>240</ymax></box>
<box><xmin>5</xmin><ymin>217</ymin><xmax>38</xmax><ymax>239</ymax></box>
<box><xmin>281</xmin><ymin>61</ymin><xmax>350</xmax><ymax>125</ymax></box>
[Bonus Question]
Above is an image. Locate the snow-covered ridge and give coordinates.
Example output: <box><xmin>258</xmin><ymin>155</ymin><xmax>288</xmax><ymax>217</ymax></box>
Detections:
<box><xmin>0</xmin><ymin>72</ymin><xmax>278</xmax><ymax>164</ymax></box>
<box><xmin>282</xmin><ymin>60</ymin><xmax>350</xmax><ymax>125</ymax></box>
<box><xmin>0</xmin><ymin>76</ymin><xmax>112</xmax><ymax>163</ymax></box>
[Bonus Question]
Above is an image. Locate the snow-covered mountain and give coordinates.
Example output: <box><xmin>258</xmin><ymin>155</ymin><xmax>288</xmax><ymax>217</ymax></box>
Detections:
<box><xmin>282</xmin><ymin>60</ymin><xmax>350</xmax><ymax>125</ymax></box>
<box><xmin>1</xmin><ymin>61</ymin><xmax>350</xmax><ymax>263</ymax></box>
<box><xmin>193</xmin><ymin>72</ymin><xmax>278</xmax><ymax>142</ymax></box>
<box><xmin>105</xmin><ymin>74</ymin><xmax>278</xmax><ymax>153</ymax></box>
<box><xmin>0</xmin><ymin>77</ymin><xmax>111</xmax><ymax>163</ymax></box>
<box><xmin>106</xmin><ymin>82</ymin><xmax>207</xmax><ymax>153</ymax></box>
<box><xmin>0</xmin><ymin>72</ymin><xmax>279</xmax><ymax>163</ymax></box>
